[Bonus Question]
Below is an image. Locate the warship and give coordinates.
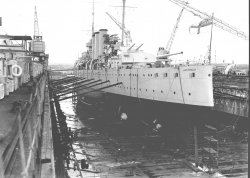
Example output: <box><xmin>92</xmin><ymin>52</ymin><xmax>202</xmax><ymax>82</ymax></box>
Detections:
<box><xmin>73</xmin><ymin>0</ymin><xmax>215</xmax><ymax>124</ymax></box>
<box><xmin>74</xmin><ymin>0</ymin><xmax>248</xmax><ymax>124</ymax></box>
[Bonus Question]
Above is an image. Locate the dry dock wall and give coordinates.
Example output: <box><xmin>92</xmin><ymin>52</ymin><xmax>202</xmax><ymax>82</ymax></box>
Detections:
<box><xmin>214</xmin><ymin>98</ymin><xmax>248</xmax><ymax>117</ymax></box>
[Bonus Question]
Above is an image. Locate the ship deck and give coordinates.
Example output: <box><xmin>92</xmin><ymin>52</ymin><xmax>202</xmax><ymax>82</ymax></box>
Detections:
<box><xmin>0</xmin><ymin>87</ymin><xmax>30</xmax><ymax>142</ymax></box>
<box><xmin>0</xmin><ymin>75</ymin><xmax>55</xmax><ymax>177</ymax></box>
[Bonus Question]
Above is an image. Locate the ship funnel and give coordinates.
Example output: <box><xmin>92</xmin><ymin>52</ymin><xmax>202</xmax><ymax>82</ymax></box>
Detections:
<box><xmin>98</xmin><ymin>29</ymin><xmax>108</xmax><ymax>58</ymax></box>
<box><xmin>92</xmin><ymin>33</ymin><xmax>95</xmax><ymax>59</ymax></box>
<box><xmin>94</xmin><ymin>32</ymin><xmax>99</xmax><ymax>59</ymax></box>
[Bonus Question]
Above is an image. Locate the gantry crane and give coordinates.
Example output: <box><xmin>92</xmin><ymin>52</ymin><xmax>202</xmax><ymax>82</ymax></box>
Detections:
<box><xmin>169</xmin><ymin>0</ymin><xmax>248</xmax><ymax>40</ymax></box>
<box><xmin>105</xmin><ymin>12</ymin><xmax>132</xmax><ymax>46</ymax></box>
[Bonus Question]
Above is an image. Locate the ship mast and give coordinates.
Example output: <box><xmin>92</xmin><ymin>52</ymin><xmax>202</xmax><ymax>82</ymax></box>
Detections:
<box><xmin>121</xmin><ymin>0</ymin><xmax>125</xmax><ymax>46</ymax></box>
<box><xmin>208</xmin><ymin>13</ymin><xmax>214</xmax><ymax>64</ymax></box>
<box><xmin>92</xmin><ymin>0</ymin><xmax>95</xmax><ymax>35</ymax></box>
<box><xmin>92</xmin><ymin>0</ymin><xmax>95</xmax><ymax>60</ymax></box>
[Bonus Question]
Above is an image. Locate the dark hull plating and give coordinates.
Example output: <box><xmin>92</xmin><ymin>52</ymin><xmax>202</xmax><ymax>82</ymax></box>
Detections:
<box><xmin>78</xmin><ymin>90</ymin><xmax>247</xmax><ymax>131</ymax></box>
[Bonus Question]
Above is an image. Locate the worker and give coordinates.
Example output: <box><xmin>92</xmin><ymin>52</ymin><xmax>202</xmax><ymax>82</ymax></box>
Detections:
<box><xmin>81</xmin><ymin>159</ymin><xmax>89</xmax><ymax>169</ymax></box>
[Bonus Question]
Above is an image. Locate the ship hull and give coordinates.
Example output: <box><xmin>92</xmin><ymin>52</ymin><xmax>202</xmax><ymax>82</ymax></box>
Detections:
<box><xmin>75</xmin><ymin>64</ymin><xmax>214</xmax><ymax>108</ymax></box>
<box><xmin>77</xmin><ymin>88</ymin><xmax>212</xmax><ymax>122</ymax></box>
<box><xmin>77</xmin><ymin>89</ymin><xmax>248</xmax><ymax>135</ymax></box>
<box><xmin>75</xmin><ymin>64</ymin><xmax>215</xmax><ymax>129</ymax></box>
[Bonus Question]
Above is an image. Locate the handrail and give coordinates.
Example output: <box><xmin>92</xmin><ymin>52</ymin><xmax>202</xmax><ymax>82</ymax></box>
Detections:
<box><xmin>0</xmin><ymin>72</ymin><xmax>47</xmax><ymax>177</ymax></box>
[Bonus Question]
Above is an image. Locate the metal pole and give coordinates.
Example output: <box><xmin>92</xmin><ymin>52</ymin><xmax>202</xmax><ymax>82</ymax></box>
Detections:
<box><xmin>27</xmin><ymin>121</ymin><xmax>35</xmax><ymax>173</ymax></box>
<box><xmin>0</xmin><ymin>156</ymin><xmax>5</xmax><ymax>178</ymax></box>
<box><xmin>17</xmin><ymin>109</ymin><xmax>26</xmax><ymax>174</ymax></box>
<box><xmin>121</xmin><ymin>0</ymin><xmax>126</xmax><ymax>46</ymax></box>
<box><xmin>92</xmin><ymin>0</ymin><xmax>95</xmax><ymax>35</ymax></box>
<box><xmin>194</xmin><ymin>125</ymin><xmax>198</xmax><ymax>167</ymax></box>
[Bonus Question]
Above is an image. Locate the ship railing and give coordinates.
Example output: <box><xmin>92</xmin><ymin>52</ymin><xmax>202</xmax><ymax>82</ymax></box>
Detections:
<box><xmin>0</xmin><ymin>72</ymin><xmax>47</xmax><ymax>178</ymax></box>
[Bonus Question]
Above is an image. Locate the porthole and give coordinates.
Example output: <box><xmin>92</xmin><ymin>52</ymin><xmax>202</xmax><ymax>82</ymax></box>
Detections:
<box><xmin>153</xmin><ymin>90</ymin><xmax>155</xmax><ymax>92</ymax></box>
<box><xmin>189</xmin><ymin>93</ymin><xmax>191</xmax><ymax>96</ymax></box>
<box><xmin>208</xmin><ymin>74</ymin><xmax>211</xmax><ymax>77</ymax></box>
<box><xmin>146</xmin><ymin>89</ymin><xmax>147</xmax><ymax>91</ymax></box>
<box><xmin>190</xmin><ymin>73</ymin><xmax>195</xmax><ymax>78</ymax></box>
<box><xmin>174</xmin><ymin>91</ymin><xmax>176</xmax><ymax>94</ymax></box>
<box><xmin>161</xmin><ymin>90</ymin><xmax>163</xmax><ymax>93</ymax></box>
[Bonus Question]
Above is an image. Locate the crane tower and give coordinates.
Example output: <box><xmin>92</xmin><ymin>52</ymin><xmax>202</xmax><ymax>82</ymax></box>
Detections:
<box><xmin>30</xmin><ymin>6</ymin><xmax>45</xmax><ymax>56</ymax></box>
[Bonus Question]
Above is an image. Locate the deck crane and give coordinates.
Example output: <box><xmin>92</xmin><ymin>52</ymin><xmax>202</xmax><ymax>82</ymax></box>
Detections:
<box><xmin>157</xmin><ymin>8</ymin><xmax>184</xmax><ymax>60</ymax></box>
<box><xmin>166</xmin><ymin>8</ymin><xmax>184</xmax><ymax>54</ymax></box>
<box><xmin>105</xmin><ymin>12</ymin><xmax>132</xmax><ymax>47</ymax></box>
<box><xmin>168</xmin><ymin>0</ymin><xmax>248</xmax><ymax>40</ymax></box>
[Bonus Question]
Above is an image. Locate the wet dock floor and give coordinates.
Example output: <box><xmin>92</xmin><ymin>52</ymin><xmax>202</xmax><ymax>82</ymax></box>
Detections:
<box><xmin>59</xmin><ymin>97</ymin><xmax>248</xmax><ymax>178</ymax></box>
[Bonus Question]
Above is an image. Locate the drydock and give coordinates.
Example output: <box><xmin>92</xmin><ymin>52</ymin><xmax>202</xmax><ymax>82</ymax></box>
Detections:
<box><xmin>46</xmin><ymin>69</ymin><xmax>248</xmax><ymax>178</ymax></box>
<box><xmin>0</xmin><ymin>67</ymin><xmax>248</xmax><ymax>177</ymax></box>
<box><xmin>0</xmin><ymin>0</ymin><xmax>248</xmax><ymax>177</ymax></box>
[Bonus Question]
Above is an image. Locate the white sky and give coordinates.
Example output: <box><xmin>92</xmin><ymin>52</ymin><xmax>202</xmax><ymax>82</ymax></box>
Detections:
<box><xmin>0</xmin><ymin>0</ymin><xmax>249</xmax><ymax>64</ymax></box>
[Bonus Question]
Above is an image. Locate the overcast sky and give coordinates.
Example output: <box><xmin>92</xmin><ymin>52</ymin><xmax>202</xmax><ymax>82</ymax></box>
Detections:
<box><xmin>0</xmin><ymin>0</ymin><xmax>248</xmax><ymax>64</ymax></box>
